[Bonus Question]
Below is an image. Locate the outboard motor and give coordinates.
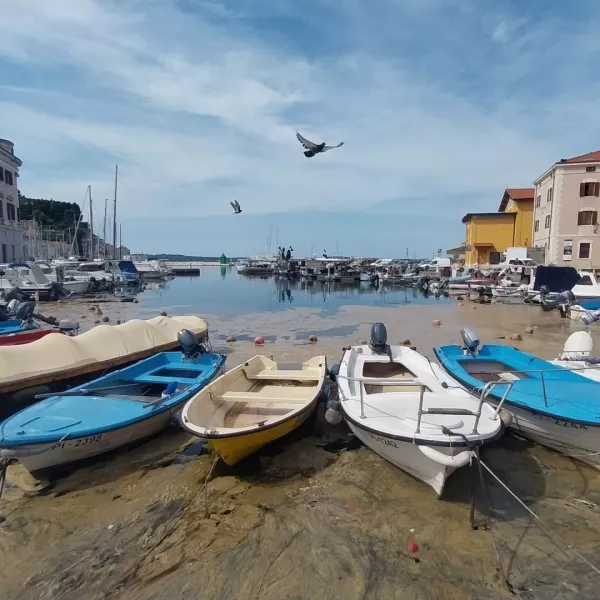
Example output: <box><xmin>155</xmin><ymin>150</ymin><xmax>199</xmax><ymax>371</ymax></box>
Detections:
<box><xmin>58</xmin><ymin>319</ymin><xmax>80</xmax><ymax>334</ymax></box>
<box><xmin>541</xmin><ymin>290</ymin><xmax>576</xmax><ymax>314</ymax></box>
<box><xmin>581</xmin><ymin>309</ymin><xmax>600</xmax><ymax>326</ymax></box>
<box><xmin>177</xmin><ymin>328</ymin><xmax>202</xmax><ymax>359</ymax></box>
<box><xmin>15</xmin><ymin>301</ymin><xmax>35</xmax><ymax>323</ymax></box>
<box><xmin>461</xmin><ymin>327</ymin><xmax>480</xmax><ymax>356</ymax></box>
<box><xmin>369</xmin><ymin>322</ymin><xmax>393</xmax><ymax>362</ymax></box>
<box><xmin>560</xmin><ymin>331</ymin><xmax>593</xmax><ymax>359</ymax></box>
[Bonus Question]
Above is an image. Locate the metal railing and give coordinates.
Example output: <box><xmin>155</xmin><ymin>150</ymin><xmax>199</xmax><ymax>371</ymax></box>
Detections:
<box><xmin>335</xmin><ymin>372</ymin><xmax>486</xmax><ymax>435</ymax></box>
<box><xmin>478</xmin><ymin>379</ymin><xmax>514</xmax><ymax>420</ymax></box>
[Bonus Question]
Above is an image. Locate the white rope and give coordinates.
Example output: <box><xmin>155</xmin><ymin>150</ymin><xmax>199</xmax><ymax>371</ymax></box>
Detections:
<box><xmin>479</xmin><ymin>459</ymin><xmax>600</xmax><ymax>577</ymax></box>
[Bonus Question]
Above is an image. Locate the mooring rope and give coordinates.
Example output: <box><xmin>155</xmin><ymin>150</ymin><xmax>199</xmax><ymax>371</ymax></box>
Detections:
<box><xmin>479</xmin><ymin>457</ymin><xmax>600</xmax><ymax>577</ymax></box>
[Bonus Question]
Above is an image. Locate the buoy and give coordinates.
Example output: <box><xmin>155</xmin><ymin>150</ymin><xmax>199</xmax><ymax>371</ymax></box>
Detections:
<box><xmin>325</xmin><ymin>408</ymin><xmax>343</xmax><ymax>425</ymax></box>
<box><xmin>309</xmin><ymin>335</ymin><xmax>318</xmax><ymax>344</ymax></box>
<box><xmin>432</xmin><ymin>320</ymin><xmax>441</xmax><ymax>327</ymax></box>
<box><xmin>226</xmin><ymin>335</ymin><xmax>236</xmax><ymax>343</ymax></box>
<box><xmin>254</xmin><ymin>336</ymin><xmax>265</xmax><ymax>346</ymax></box>
<box><xmin>160</xmin><ymin>311</ymin><xmax>167</xmax><ymax>317</ymax></box>
<box><xmin>408</xmin><ymin>540</ymin><xmax>419</xmax><ymax>554</ymax></box>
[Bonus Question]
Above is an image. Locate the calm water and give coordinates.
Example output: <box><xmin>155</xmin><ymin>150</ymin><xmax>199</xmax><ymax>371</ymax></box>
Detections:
<box><xmin>139</xmin><ymin>266</ymin><xmax>455</xmax><ymax>317</ymax></box>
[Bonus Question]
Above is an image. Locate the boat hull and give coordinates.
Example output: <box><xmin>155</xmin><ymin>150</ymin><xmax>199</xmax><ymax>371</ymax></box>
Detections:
<box><xmin>495</xmin><ymin>402</ymin><xmax>600</xmax><ymax>468</ymax></box>
<box><xmin>345</xmin><ymin>420</ymin><xmax>469</xmax><ymax>496</ymax></box>
<box><xmin>3</xmin><ymin>409</ymin><xmax>175</xmax><ymax>472</ymax></box>
<box><xmin>208</xmin><ymin>401</ymin><xmax>316</xmax><ymax>465</ymax></box>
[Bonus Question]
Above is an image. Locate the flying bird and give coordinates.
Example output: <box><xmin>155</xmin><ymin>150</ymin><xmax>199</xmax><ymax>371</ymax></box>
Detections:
<box><xmin>296</xmin><ymin>132</ymin><xmax>344</xmax><ymax>158</ymax></box>
<box><xmin>230</xmin><ymin>200</ymin><xmax>242</xmax><ymax>214</ymax></box>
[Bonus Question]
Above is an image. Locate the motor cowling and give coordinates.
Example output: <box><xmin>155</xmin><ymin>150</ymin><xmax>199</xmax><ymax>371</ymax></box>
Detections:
<box><xmin>178</xmin><ymin>329</ymin><xmax>204</xmax><ymax>358</ymax></box>
<box><xmin>370</xmin><ymin>322</ymin><xmax>388</xmax><ymax>351</ymax></box>
<box><xmin>461</xmin><ymin>327</ymin><xmax>480</xmax><ymax>355</ymax></box>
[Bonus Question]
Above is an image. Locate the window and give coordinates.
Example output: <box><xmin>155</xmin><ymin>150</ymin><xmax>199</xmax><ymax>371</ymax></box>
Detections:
<box><xmin>0</xmin><ymin>168</ymin><xmax>3</xmax><ymax>182</ymax></box>
<box><xmin>547</xmin><ymin>188</ymin><xmax>553</xmax><ymax>202</ymax></box>
<box><xmin>489</xmin><ymin>252</ymin><xmax>501</xmax><ymax>265</ymax></box>
<box><xmin>586</xmin><ymin>166</ymin><xmax>596</xmax><ymax>172</ymax></box>
<box><xmin>580</xmin><ymin>182</ymin><xmax>600</xmax><ymax>197</ymax></box>
<box><xmin>11</xmin><ymin>245</ymin><xmax>15</xmax><ymax>261</ymax></box>
<box><xmin>544</xmin><ymin>215</ymin><xmax>551</xmax><ymax>228</ymax></box>
<box><xmin>534</xmin><ymin>220</ymin><xmax>539</xmax><ymax>232</ymax></box>
<box><xmin>6</xmin><ymin>203</ymin><xmax>15</xmax><ymax>221</ymax></box>
<box><xmin>1</xmin><ymin>244</ymin><xmax>6</xmax><ymax>263</ymax></box>
<box><xmin>0</xmin><ymin>202</ymin><xmax>3</xmax><ymax>219</ymax></box>
<box><xmin>535</xmin><ymin>195</ymin><xmax>541</xmax><ymax>208</ymax></box>
<box><xmin>579</xmin><ymin>275</ymin><xmax>592</xmax><ymax>285</ymax></box>
<box><xmin>578</xmin><ymin>210</ymin><xmax>598</xmax><ymax>225</ymax></box>
<box><xmin>4</xmin><ymin>170</ymin><xmax>13</xmax><ymax>186</ymax></box>
<box><xmin>579</xmin><ymin>243</ymin><xmax>591</xmax><ymax>259</ymax></box>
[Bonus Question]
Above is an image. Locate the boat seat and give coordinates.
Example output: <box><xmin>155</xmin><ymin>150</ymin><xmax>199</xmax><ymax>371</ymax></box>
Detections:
<box><xmin>247</xmin><ymin>368</ymin><xmax>319</xmax><ymax>382</ymax></box>
<box><xmin>220</xmin><ymin>391</ymin><xmax>309</xmax><ymax>404</ymax></box>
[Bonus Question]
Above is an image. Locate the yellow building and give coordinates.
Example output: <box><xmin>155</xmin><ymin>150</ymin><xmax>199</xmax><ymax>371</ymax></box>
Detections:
<box><xmin>462</xmin><ymin>188</ymin><xmax>534</xmax><ymax>267</ymax></box>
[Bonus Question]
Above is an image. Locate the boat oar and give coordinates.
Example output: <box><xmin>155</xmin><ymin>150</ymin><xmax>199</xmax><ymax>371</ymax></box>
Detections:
<box><xmin>34</xmin><ymin>383</ymin><xmax>142</xmax><ymax>400</ymax></box>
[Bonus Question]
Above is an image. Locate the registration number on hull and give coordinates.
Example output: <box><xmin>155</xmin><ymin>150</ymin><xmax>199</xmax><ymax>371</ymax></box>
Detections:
<box><xmin>50</xmin><ymin>434</ymin><xmax>103</xmax><ymax>451</ymax></box>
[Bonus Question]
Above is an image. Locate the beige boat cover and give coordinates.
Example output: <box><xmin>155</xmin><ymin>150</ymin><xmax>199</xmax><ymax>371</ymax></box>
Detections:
<box><xmin>0</xmin><ymin>316</ymin><xmax>208</xmax><ymax>389</ymax></box>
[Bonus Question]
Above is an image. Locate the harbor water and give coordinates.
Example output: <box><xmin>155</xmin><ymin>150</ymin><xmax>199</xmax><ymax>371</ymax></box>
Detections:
<box><xmin>1</xmin><ymin>267</ymin><xmax>600</xmax><ymax>599</ymax></box>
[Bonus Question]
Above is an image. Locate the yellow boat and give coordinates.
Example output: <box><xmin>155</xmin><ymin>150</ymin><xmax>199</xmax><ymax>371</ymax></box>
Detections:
<box><xmin>180</xmin><ymin>355</ymin><xmax>327</xmax><ymax>465</ymax></box>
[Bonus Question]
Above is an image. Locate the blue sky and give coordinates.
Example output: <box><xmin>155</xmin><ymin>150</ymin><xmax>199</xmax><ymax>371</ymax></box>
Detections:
<box><xmin>1</xmin><ymin>0</ymin><xmax>599</xmax><ymax>257</ymax></box>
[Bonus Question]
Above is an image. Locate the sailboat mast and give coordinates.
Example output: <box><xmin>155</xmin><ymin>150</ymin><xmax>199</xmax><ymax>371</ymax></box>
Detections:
<box><xmin>103</xmin><ymin>199</ymin><xmax>108</xmax><ymax>258</ymax></box>
<box><xmin>113</xmin><ymin>165</ymin><xmax>118</xmax><ymax>259</ymax></box>
<box><xmin>119</xmin><ymin>223</ymin><xmax>122</xmax><ymax>260</ymax></box>
<box><xmin>89</xmin><ymin>185</ymin><xmax>94</xmax><ymax>260</ymax></box>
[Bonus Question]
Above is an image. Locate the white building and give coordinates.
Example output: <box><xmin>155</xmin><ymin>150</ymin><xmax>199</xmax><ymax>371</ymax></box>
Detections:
<box><xmin>0</xmin><ymin>139</ymin><xmax>24</xmax><ymax>263</ymax></box>
<box><xmin>533</xmin><ymin>150</ymin><xmax>600</xmax><ymax>268</ymax></box>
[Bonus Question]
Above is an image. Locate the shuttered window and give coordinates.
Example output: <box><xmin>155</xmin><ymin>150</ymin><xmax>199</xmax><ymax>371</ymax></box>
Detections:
<box><xmin>578</xmin><ymin>211</ymin><xmax>598</xmax><ymax>225</ymax></box>
<box><xmin>580</xmin><ymin>182</ymin><xmax>600</xmax><ymax>197</ymax></box>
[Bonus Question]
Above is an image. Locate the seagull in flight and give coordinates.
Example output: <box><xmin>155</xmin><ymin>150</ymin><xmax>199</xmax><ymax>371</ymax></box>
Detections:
<box><xmin>296</xmin><ymin>132</ymin><xmax>344</xmax><ymax>158</ymax></box>
<box><xmin>230</xmin><ymin>200</ymin><xmax>242</xmax><ymax>214</ymax></box>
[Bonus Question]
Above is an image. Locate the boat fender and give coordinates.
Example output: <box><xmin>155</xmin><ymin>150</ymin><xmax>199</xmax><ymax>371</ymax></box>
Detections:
<box><xmin>161</xmin><ymin>381</ymin><xmax>179</xmax><ymax>399</ymax></box>
<box><xmin>417</xmin><ymin>445</ymin><xmax>471</xmax><ymax>468</ymax></box>
<box><xmin>328</xmin><ymin>364</ymin><xmax>340</xmax><ymax>382</ymax></box>
<box><xmin>325</xmin><ymin>407</ymin><xmax>343</xmax><ymax>426</ymax></box>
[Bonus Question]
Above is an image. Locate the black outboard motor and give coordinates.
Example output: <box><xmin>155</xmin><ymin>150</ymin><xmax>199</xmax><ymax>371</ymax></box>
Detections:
<box><xmin>369</xmin><ymin>322</ymin><xmax>393</xmax><ymax>362</ymax></box>
<box><xmin>177</xmin><ymin>329</ymin><xmax>203</xmax><ymax>359</ymax></box>
<box><xmin>541</xmin><ymin>290</ymin><xmax>576</xmax><ymax>314</ymax></box>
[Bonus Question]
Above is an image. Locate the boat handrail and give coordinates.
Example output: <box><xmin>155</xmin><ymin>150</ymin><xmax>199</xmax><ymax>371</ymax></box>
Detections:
<box><xmin>479</xmin><ymin>379</ymin><xmax>515</xmax><ymax>419</ymax></box>
<box><xmin>335</xmin><ymin>372</ymin><xmax>428</xmax><ymax>425</ymax></box>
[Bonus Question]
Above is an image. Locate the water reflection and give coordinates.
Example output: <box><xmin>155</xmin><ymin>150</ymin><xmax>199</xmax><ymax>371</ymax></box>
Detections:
<box><xmin>136</xmin><ymin>267</ymin><xmax>456</xmax><ymax>317</ymax></box>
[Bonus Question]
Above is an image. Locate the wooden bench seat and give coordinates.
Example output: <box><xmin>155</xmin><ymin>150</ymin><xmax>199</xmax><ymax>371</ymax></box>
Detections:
<box><xmin>221</xmin><ymin>390</ymin><xmax>310</xmax><ymax>404</ymax></box>
<box><xmin>248</xmin><ymin>369</ymin><xmax>320</xmax><ymax>382</ymax></box>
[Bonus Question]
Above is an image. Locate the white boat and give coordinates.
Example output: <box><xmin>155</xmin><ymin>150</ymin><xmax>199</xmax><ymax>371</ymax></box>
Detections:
<box><xmin>335</xmin><ymin>324</ymin><xmax>504</xmax><ymax>496</ymax></box>
<box><xmin>66</xmin><ymin>261</ymin><xmax>115</xmax><ymax>283</ymax></box>
<box><xmin>0</xmin><ymin>262</ymin><xmax>63</xmax><ymax>300</ymax></box>
<box><xmin>572</xmin><ymin>271</ymin><xmax>600</xmax><ymax>300</ymax></box>
<box><xmin>36</xmin><ymin>262</ymin><xmax>91</xmax><ymax>295</ymax></box>
<box><xmin>237</xmin><ymin>259</ymin><xmax>275</xmax><ymax>275</ymax></box>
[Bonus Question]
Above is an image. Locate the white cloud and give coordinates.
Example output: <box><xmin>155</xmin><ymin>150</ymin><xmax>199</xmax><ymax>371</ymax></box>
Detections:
<box><xmin>1</xmin><ymin>0</ymin><xmax>600</xmax><ymax>253</ymax></box>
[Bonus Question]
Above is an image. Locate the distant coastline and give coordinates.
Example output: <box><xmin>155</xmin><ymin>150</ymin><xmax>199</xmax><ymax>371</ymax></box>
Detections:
<box><xmin>147</xmin><ymin>254</ymin><xmax>243</xmax><ymax>262</ymax></box>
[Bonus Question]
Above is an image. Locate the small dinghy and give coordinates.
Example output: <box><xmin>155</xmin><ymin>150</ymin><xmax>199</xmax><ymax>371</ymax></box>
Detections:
<box><xmin>435</xmin><ymin>329</ymin><xmax>600</xmax><ymax>468</ymax></box>
<box><xmin>0</xmin><ymin>330</ymin><xmax>225</xmax><ymax>473</ymax></box>
<box><xmin>181</xmin><ymin>356</ymin><xmax>326</xmax><ymax>465</ymax></box>
<box><xmin>335</xmin><ymin>324</ymin><xmax>504</xmax><ymax>496</ymax></box>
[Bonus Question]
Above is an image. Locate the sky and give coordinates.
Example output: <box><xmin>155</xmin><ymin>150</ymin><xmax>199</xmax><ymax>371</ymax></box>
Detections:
<box><xmin>1</xmin><ymin>0</ymin><xmax>600</xmax><ymax>258</ymax></box>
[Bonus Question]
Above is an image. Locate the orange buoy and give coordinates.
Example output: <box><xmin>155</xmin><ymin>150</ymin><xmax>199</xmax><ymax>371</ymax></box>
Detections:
<box><xmin>408</xmin><ymin>540</ymin><xmax>419</xmax><ymax>554</ymax></box>
<box><xmin>432</xmin><ymin>320</ymin><xmax>441</xmax><ymax>327</ymax></box>
<box><xmin>254</xmin><ymin>336</ymin><xmax>265</xmax><ymax>346</ymax></box>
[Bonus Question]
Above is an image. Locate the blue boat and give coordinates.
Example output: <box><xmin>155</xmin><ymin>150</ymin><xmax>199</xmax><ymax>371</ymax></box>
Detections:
<box><xmin>0</xmin><ymin>319</ymin><xmax>38</xmax><ymax>336</ymax></box>
<box><xmin>434</xmin><ymin>329</ymin><xmax>600</xmax><ymax>467</ymax></box>
<box><xmin>0</xmin><ymin>330</ymin><xmax>225</xmax><ymax>472</ymax></box>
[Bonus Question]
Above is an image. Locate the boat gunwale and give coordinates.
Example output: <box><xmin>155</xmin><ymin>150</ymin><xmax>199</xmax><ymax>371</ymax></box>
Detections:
<box><xmin>433</xmin><ymin>346</ymin><xmax>600</xmax><ymax>427</ymax></box>
<box><xmin>181</xmin><ymin>358</ymin><xmax>327</xmax><ymax>439</ymax></box>
<box><xmin>0</xmin><ymin>353</ymin><xmax>226</xmax><ymax>447</ymax></box>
